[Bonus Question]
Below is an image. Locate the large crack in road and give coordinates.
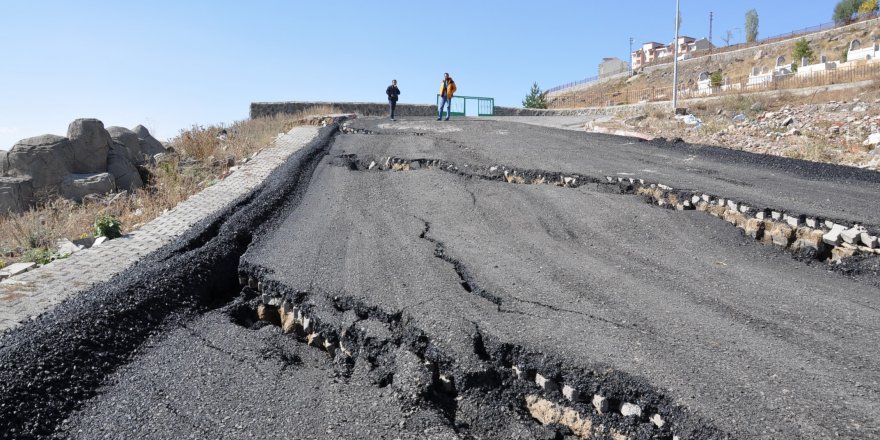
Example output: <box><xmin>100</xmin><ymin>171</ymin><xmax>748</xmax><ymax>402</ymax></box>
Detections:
<box><xmin>0</xmin><ymin>123</ymin><xmax>339</xmax><ymax>439</ymax></box>
<box><xmin>2</xmin><ymin>117</ymin><xmax>879</xmax><ymax>439</ymax></box>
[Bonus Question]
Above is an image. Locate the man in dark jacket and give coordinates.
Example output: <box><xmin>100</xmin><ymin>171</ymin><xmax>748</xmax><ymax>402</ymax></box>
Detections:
<box><xmin>386</xmin><ymin>80</ymin><xmax>401</xmax><ymax>120</ymax></box>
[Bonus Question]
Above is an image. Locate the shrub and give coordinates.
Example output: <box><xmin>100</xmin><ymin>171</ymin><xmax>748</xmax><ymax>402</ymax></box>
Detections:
<box><xmin>710</xmin><ymin>71</ymin><xmax>723</xmax><ymax>88</ymax></box>
<box><xmin>23</xmin><ymin>248</ymin><xmax>52</xmax><ymax>265</ymax></box>
<box><xmin>833</xmin><ymin>0</ymin><xmax>863</xmax><ymax>24</ymax></box>
<box><xmin>94</xmin><ymin>214</ymin><xmax>122</xmax><ymax>239</ymax></box>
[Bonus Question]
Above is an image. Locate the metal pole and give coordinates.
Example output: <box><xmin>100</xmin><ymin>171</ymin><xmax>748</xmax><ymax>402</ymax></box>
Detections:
<box><xmin>629</xmin><ymin>37</ymin><xmax>634</xmax><ymax>76</ymax></box>
<box><xmin>672</xmin><ymin>0</ymin><xmax>680</xmax><ymax>112</ymax></box>
<box><xmin>709</xmin><ymin>11</ymin><xmax>713</xmax><ymax>43</ymax></box>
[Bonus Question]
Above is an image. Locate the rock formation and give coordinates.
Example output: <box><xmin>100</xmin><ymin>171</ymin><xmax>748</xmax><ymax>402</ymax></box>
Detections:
<box><xmin>0</xmin><ymin>119</ymin><xmax>167</xmax><ymax>214</ymax></box>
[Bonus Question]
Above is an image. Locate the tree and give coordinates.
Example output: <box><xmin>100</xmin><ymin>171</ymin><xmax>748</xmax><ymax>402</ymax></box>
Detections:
<box><xmin>722</xmin><ymin>30</ymin><xmax>734</xmax><ymax>47</ymax></box>
<box><xmin>833</xmin><ymin>0</ymin><xmax>864</xmax><ymax>24</ymax></box>
<box><xmin>859</xmin><ymin>0</ymin><xmax>878</xmax><ymax>15</ymax></box>
<box><xmin>710</xmin><ymin>70</ymin><xmax>724</xmax><ymax>88</ymax></box>
<box><xmin>745</xmin><ymin>9</ymin><xmax>759</xmax><ymax>43</ymax></box>
<box><xmin>792</xmin><ymin>38</ymin><xmax>815</xmax><ymax>65</ymax></box>
<box><xmin>523</xmin><ymin>82</ymin><xmax>547</xmax><ymax>109</ymax></box>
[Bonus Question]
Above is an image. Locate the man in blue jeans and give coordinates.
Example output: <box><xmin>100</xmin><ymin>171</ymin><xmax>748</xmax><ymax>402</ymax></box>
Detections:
<box><xmin>437</xmin><ymin>73</ymin><xmax>457</xmax><ymax>121</ymax></box>
<box><xmin>386</xmin><ymin>79</ymin><xmax>400</xmax><ymax>120</ymax></box>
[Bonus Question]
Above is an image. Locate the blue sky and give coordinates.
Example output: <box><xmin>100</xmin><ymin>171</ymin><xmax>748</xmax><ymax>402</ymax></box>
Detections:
<box><xmin>0</xmin><ymin>1</ymin><xmax>839</xmax><ymax>148</ymax></box>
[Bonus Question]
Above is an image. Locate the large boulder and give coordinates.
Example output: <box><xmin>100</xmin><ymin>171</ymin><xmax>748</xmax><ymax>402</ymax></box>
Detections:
<box><xmin>0</xmin><ymin>176</ymin><xmax>34</xmax><ymax>214</ymax></box>
<box><xmin>107</xmin><ymin>143</ymin><xmax>143</xmax><ymax>191</ymax></box>
<box><xmin>67</xmin><ymin>118</ymin><xmax>111</xmax><ymax>173</ymax></box>
<box><xmin>107</xmin><ymin>126</ymin><xmax>145</xmax><ymax>164</ymax></box>
<box><xmin>133</xmin><ymin>125</ymin><xmax>166</xmax><ymax>157</ymax></box>
<box><xmin>6</xmin><ymin>135</ymin><xmax>74</xmax><ymax>190</ymax></box>
<box><xmin>60</xmin><ymin>172</ymin><xmax>115</xmax><ymax>202</ymax></box>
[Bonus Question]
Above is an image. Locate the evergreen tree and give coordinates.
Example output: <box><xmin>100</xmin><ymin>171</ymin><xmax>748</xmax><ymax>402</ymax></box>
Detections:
<box><xmin>523</xmin><ymin>82</ymin><xmax>548</xmax><ymax>109</ymax></box>
<box><xmin>792</xmin><ymin>38</ymin><xmax>815</xmax><ymax>65</ymax></box>
<box><xmin>745</xmin><ymin>9</ymin><xmax>759</xmax><ymax>43</ymax></box>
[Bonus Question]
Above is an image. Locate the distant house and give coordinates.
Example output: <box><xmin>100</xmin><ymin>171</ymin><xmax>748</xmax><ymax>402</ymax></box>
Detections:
<box><xmin>631</xmin><ymin>42</ymin><xmax>665</xmax><ymax>69</ymax></box>
<box><xmin>599</xmin><ymin>57</ymin><xmax>629</xmax><ymax>78</ymax></box>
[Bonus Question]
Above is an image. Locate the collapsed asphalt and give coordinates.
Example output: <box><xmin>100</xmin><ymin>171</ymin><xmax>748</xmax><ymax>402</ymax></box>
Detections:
<box><xmin>0</xmin><ymin>123</ymin><xmax>338</xmax><ymax>439</ymax></box>
<box><xmin>1</xmin><ymin>117</ymin><xmax>879</xmax><ymax>439</ymax></box>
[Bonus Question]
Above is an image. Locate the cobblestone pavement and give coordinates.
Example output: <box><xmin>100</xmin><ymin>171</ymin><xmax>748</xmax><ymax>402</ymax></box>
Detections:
<box><xmin>0</xmin><ymin>126</ymin><xmax>320</xmax><ymax>333</ymax></box>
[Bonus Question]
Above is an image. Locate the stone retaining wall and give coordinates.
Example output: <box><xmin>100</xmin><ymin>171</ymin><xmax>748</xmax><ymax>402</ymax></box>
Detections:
<box><xmin>250</xmin><ymin>101</ymin><xmax>658</xmax><ymax>119</ymax></box>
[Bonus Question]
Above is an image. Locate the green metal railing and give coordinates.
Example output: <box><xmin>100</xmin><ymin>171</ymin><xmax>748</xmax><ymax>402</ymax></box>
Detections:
<box><xmin>436</xmin><ymin>95</ymin><xmax>495</xmax><ymax>116</ymax></box>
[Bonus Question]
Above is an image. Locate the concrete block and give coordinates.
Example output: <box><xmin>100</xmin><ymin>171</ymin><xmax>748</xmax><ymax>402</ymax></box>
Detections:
<box><xmin>562</xmin><ymin>385</ymin><xmax>580</xmax><ymax>402</ymax></box>
<box><xmin>823</xmin><ymin>225</ymin><xmax>846</xmax><ymax>246</ymax></box>
<box><xmin>592</xmin><ymin>394</ymin><xmax>608</xmax><ymax>414</ymax></box>
<box><xmin>806</xmin><ymin>217</ymin><xmax>818</xmax><ymax>228</ymax></box>
<box><xmin>771</xmin><ymin>211</ymin><xmax>782</xmax><ymax>220</ymax></box>
<box><xmin>701</xmin><ymin>194</ymin><xmax>711</xmax><ymax>202</ymax></box>
<box><xmin>785</xmin><ymin>215</ymin><xmax>803</xmax><ymax>227</ymax></box>
<box><xmin>841</xmin><ymin>227</ymin><xmax>863</xmax><ymax>245</ymax></box>
<box><xmin>650</xmin><ymin>414</ymin><xmax>666</xmax><ymax>428</ymax></box>
<box><xmin>824</xmin><ymin>220</ymin><xmax>836</xmax><ymax>229</ymax></box>
<box><xmin>439</xmin><ymin>374</ymin><xmax>455</xmax><ymax>392</ymax></box>
<box><xmin>0</xmin><ymin>262</ymin><xmax>37</xmax><ymax>279</ymax></box>
<box><xmin>755</xmin><ymin>211</ymin><xmax>766</xmax><ymax>220</ymax></box>
<box><xmin>620</xmin><ymin>402</ymin><xmax>642</xmax><ymax>417</ymax></box>
<box><xmin>535</xmin><ymin>373</ymin><xmax>558</xmax><ymax>392</ymax></box>
<box><xmin>860</xmin><ymin>233</ymin><xmax>878</xmax><ymax>249</ymax></box>
<box><xmin>727</xmin><ymin>200</ymin><xmax>738</xmax><ymax>210</ymax></box>
<box><xmin>691</xmin><ymin>195</ymin><xmax>701</xmax><ymax>204</ymax></box>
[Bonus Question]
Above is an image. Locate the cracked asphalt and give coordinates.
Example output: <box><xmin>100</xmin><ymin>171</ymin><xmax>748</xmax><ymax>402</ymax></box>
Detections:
<box><xmin>5</xmin><ymin>117</ymin><xmax>880</xmax><ymax>439</ymax></box>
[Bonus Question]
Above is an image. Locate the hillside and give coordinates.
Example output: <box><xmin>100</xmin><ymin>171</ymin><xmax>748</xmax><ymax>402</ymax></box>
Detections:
<box><xmin>549</xmin><ymin>17</ymin><xmax>880</xmax><ymax>108</ymax></box>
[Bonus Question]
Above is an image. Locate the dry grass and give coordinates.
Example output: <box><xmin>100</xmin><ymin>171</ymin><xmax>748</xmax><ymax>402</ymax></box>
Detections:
<box><xmin>0</xmin><ymin>107</ymin><xmax>338</xmax><ymax>267</ymax></box>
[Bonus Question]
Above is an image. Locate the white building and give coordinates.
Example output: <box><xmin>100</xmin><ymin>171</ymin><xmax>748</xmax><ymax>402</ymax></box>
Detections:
<box><xmin>599</xmin><ymin>57</ymin><xmax>629</xmax><ymax>78</ymax></box>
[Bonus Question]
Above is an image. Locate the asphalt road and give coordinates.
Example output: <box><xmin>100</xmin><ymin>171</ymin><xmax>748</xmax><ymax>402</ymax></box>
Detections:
<box><xmin>4</xmin><ymin>117</ymin><xmax>879</xmax><ymax>439</ymax></box>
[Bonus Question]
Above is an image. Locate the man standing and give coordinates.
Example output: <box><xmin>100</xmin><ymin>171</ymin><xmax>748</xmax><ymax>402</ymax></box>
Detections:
<box><xmin>437</xmin><ymin>73</ymin><xmax>456</xmax><ymax>121</ymax></box>
<box><xmin>386</xmin><ymin>79</ymin><xmax>401</xmax><ymax>121</ymax></box>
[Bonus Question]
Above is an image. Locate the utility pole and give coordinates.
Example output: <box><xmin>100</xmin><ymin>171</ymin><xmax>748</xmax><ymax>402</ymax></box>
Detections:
<box><xmin>672</xmin><ymin>0</ymin><xmax>680</xmax><ymax>112</ymax></box>
<box><xmin>629</xmin><ymin>37</ymin><xmax>634</xmax><ymax>76</ymax></box>
<box><xmin>709</xmin><ymin>11</ymin><xmax>713</xmax><ymax>42</ymax></box>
